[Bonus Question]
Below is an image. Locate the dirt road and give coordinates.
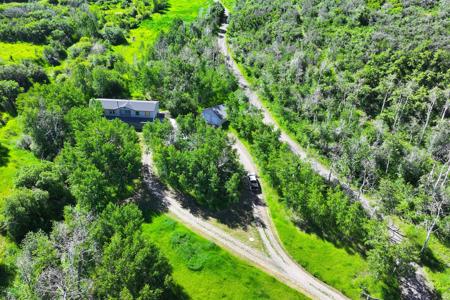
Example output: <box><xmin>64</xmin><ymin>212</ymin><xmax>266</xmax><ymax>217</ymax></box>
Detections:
<box><xmin>142</xmin><ymin>150</ymin><xmax>348</xmax><ymax>300</ymax></box>
<box><xmin>217</xmin><ymin>6</ymin><xmax>398</xmax><ymax>222</ymax></box>
<box><xmin>230</xmin><ymin>134</ymin><xmax>348</xmax><ymax>300</ymax></box>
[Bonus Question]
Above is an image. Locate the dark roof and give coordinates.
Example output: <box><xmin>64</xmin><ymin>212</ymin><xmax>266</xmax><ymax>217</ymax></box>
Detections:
<box><xmin>202</xmin><ymin>104</ymin><xmax>227</xmax><ymax>120</ymax></box>
<box><xmin>97</xmin><ymin>98</ymin><xmax>159</xmax><ymax>112</ymax></box>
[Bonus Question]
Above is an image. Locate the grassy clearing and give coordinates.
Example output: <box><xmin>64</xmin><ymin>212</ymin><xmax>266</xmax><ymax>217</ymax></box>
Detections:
<box><xmin>142</xmin><ymin>214</ymin><xmax>308</xmax><ymax>300</ymax></box>
<box><xmin>0</xmin><ymin>42</ymin><xmax>43</xmax><ymax>63</ymax></box>
<box><xmin>0</xmin><ymin>118</ymin><xmax>36</xmax><ymax>289</ymax></box>
<box><xmin>232</xmin><ymin>133</ymin><xmax>388</xmax><ymax>299</ymax></box>
<box><xmin>0</xmin><ymin>118</ymin><xmax>40</xmax><ymax>219</ymax></box>
<box><xmin>114</xmin><ymin>0</ymin><xmax>213</xmax><ymax>63</ymax></box>
<box><xmin>396</xmin><ymin>219</ymin><xmax>450</xmax><ymax>299</ymax></box>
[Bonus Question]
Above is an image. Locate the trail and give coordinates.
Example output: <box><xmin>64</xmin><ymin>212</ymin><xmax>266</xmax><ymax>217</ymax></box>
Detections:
<box><xmin>230</xmin><ymin>134</ymin><xmax>348</xmax><ymax>300</ymax></box>
<box><xmin>217</xmin><ymin>5</ymin><xmax>439</xmax><ymax>299</ymax></box>
<box><xmin>217</xmin><ymin>6</ymin><xmax>404</xmax><ymax>243</ymax></box>
<box><xmin>142</xmin><ymin>150</ymin><xmax>348</xmax><ymax>300</ymax></box>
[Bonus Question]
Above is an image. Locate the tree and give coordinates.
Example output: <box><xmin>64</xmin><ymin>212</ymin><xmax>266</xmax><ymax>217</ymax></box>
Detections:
<box><xmin>4</xmin><ymin>189</ymin><xmax>51</xmax><ymax>242</ymax></box>
<box><xmin>19</xmin><ymin>82</ymin><xmax>87</xmax><ymax>159</ymax></box>
<box><xmin>58</xmin><ymin>119</ymin><xmax>141</xmax><ymax>211</ymax></box>
<box><xmin>429</xmin><ymin>120</ymin><xmax>450</xmax><ymax>164</ymax></box>
<box><xmin>92</xmin><ymin>66</ymin><xmax>128</xmax><ymax>98</ymax></box>
<box><xmin>0</xmin><ymin>80</ymin><xmax>21</xmax><ymax>115</ymax></box>
<box><xmin>102</xmin><ymin>26</ymin><xmax>127</xmax><ymax>45</ymax></box>
<box><xmin>95</xmin><ymin>232</ymin><xmax>175</xmax><ymax>299</ymax></box>
<box><xmin>366</xmin><ymin>221</ymin><xmax>417</xmax><ymax>282</ymax></box>
<box><xmin>143</xmin><ymin>115</ymin><xmax>244</xmax><ymax>209</ymax></box>
<box><xmin>419</xmin><ymin>162</ymin><xmax>450</xmax><ymax>255</ymax></box>
<box><xmin>13</xmin><ymin>207</ymin><xmax>97</xmax><ymax>299</ymax></box>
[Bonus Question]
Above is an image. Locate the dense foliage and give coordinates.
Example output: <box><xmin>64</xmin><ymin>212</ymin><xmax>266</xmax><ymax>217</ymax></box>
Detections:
<box><xmin>10</xmin><ymin>204</ymin><xmax>180</xmax><ymax>299</ymax></box>
<box><xmin>135</xmin><ymin>2</ymin><xmax>237</xmax><ymax>116</ymax></box>
<box><xmin>143</xmin><ymin>115</ymin><xmax>244</xmax><ymax>209</ymax></box>
<box><xmin>59</xmin><ymin>118</ymin><xmax>141</xmax><ymax>212</ymax></box>
<box><xmin>4</xmin><ymin>161</ymin><xmax>72</xmax><ymax>241</ymax></box>
<box><xmin>0</xmin><ymin>0</ymin><xmax>232</xmax><ymax>299</ymax></box>
<box><xmin>228</xmin><ymin>0</ymin><xmax>449</xmax><ymax>243</ymax></box>
<box><xmin>227</xmin><ymin>91</ymin><xmax>417</xmax><ymax>290</ymax></box>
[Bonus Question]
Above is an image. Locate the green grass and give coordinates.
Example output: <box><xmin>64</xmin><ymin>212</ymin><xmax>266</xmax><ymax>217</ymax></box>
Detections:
<box><xmin>0</xmin><ymin>118</ymin><xmax>40</xmax><ymax>219</ymax></box>
<box><xmin>142</xmin><ymin>214</ymin><xmax>308</xmax><ymax>300</ymax></box>
<box><xmin>114</xmin><ymin>0</ymin><xmax>213</xmax><ymax>63</ymax></box>
<box><xmin>0</xmin><ymin>42</ymin><xmax>43</xmax><ymax>63</ymax></box>
<box><xmin>397</xmin><ymin>219</ymin><xmax>450</xmax><ymax>299</ymax></box>
<box><xmin>0</xmin><ymin>118</ymin><xmax>37</xmax><ymax>289</ymax></box>
<box><xmin>232</xmin><ymin>132</ymin><xmax>388</xmax><ymax>299</ymax></box>
<box><xmin>220</xmin><ymin>0</ymin><xmax>236</xmax><ymax>11</ymax></box>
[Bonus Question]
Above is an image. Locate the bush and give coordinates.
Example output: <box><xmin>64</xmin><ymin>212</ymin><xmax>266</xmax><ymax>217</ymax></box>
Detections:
<box><xmin>4</xmin><ymin>188</ymin><xmax>51</xmax><ymax>241</ymax></box>
<box><xmin>102</xmin><ymin>26</ymin><xmax>127</xmax><ymax>45</ymax></box>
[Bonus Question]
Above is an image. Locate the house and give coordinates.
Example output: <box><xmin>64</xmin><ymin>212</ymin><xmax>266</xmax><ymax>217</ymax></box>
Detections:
<box><xmin>201</xmin><ymin>104</ymin><xmax>227</xmax><ymax>127</ymax></box>
<box><xmin>97</xmin><ymin>98</ymin><xmax>160</xmax><ymax>129</ymax></box>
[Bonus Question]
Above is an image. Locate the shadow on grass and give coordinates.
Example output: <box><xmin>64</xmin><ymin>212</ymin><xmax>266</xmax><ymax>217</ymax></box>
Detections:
<box><xmin>135</xmin><ymin>157</ymin><xmax>264</xmax><ymax>231</ymax></box>
<box><xmin>0</xmin><ymin>264</ymin><xmax>14</xmax><ymax>294</ymax></box>
<box><xmin>420</xmin><ymin>247</ymin><xmax>446</xmax><ymax>272</ymax></box>
<box><xmin>153</xmin><ymin>0</ymin><xmax>171</xmax><ymax>15</ymax></box>
<box><xmin>291</xmin><ymin>217</ymin><xmax>365</xmax><ymax>256</ymax></box>
<box><xmin>0</xmin><ymin>142</ymin><xmax>10</xmax><ymax>167</ymax></box>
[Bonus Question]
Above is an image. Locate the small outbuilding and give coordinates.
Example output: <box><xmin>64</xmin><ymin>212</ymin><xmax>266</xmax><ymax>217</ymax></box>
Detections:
<box><xmin>202</xmin><ymin>104</ymin><xmax>227</xmax><ymax>127</ymax></box>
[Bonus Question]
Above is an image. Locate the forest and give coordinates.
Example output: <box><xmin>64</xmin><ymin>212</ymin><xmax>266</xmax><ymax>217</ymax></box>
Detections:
<box><xmin>0</xmin><ymin>0</ymin><xmax>449</xmax><ymax>298</ymax></box>
<box><xmin>0</xmin><ymin>1</ymin><xmax>245</xmax><ymax>298</ymax></box>
<box><xmin>228</xmin><ymin>0</ymin><xmax>449</xmax><ymax>244</ymax></box>
<box><xmin>226</xmin><ymin>0</ymin><xmax>449</xmax><ymax>297</ymax></box>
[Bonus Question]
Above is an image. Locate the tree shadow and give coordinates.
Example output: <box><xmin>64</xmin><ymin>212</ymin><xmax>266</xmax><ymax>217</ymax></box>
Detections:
<box><xmin>153</xmin><ymin>0</ymin><xmax>171</xmax><ymax>15</ymax></box>
<box><xmin>420</xmin><ymin>247</ymin><xmax>446</xmax><ymax>273</ymax></box>
<box><xmin>0</xmin><ymin>142</ymin><xmax>10</xmax><ymax>167</ymax></box>
<box><xmin>291</xmin><ymin>217</ymin><xmax>365</xmax><ymax>256</ymax></box>
<box><xmin>132</xmin><ymin>162</ymin><xmax>170</xmax><ymax>222</ymax></box>
<box><xmin>136</xmin><ymin>160</ymin><xmax>264</xmax><ymax>231</ymax></box>
<box><xmin>0</xmin><ymin>264</ymin><xmax>14</xmax><ymax>294</ymax></box>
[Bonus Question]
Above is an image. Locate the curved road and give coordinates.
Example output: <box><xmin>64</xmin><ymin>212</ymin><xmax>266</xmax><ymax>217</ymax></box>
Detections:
<box><xmin>230</xmin><ymin>134</ymin><xmax>348</xmax><ymax>300</ymax></box>
<box><xmin>142</xmin><ymin>149</ymin><xmax>348</xmax><ymax>300</ymax></box>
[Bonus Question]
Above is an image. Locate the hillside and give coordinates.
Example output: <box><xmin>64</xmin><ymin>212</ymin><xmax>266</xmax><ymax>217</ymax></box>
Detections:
<box><xmin>0</xmin><ymin>0</ymin><xmax>448</xmax><ymax>299</ymax></box>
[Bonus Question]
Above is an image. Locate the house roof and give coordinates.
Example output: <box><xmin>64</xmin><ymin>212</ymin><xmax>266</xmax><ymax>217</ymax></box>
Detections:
<box><xmin>97</xmin><ymin>98</ymin><xmax>159</xmax><ymax>112</ymax></box>
<box><xmin>202</xmin><ymin>104</ymin><xmax>227</xmax><ymax>125</ymax></box>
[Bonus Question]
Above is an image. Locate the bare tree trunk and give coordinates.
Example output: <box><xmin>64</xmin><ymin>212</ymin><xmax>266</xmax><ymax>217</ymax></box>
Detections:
<box><xmin>418</xmin><ymin>91</ymin><xmax>436</xmax><ymax>144</ymax></box>
<box><xmin>441</xmin><ymin>100</ymin><xmax>449</xmax><ymax>120</ymax></box>
<box><xmin>420</xmin><ymin>209</ymin><xmax>440</xmax><ymax>256</ymax></box>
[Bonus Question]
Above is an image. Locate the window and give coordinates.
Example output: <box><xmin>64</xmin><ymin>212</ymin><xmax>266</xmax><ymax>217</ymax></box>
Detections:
<box><xmin>136</xmin><ymin>111</ymin><xmax>140</xmax><ymax>116</ymax></box>
<box><xmin>145</xmin><ymin>111</ymin><xmax>150</xmax><ymax>117</ymax></box>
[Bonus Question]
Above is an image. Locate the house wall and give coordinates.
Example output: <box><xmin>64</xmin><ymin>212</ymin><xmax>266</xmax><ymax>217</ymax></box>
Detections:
<box><xmin>104</xmin><ymin>107</ymin><xmax>158</xmax><ymax>119</ymax></box>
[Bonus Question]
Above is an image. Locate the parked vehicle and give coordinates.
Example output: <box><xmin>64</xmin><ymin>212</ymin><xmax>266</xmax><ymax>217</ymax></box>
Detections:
<box><xmin>247</xmin><ymin>173</ymin><xmax>261</xmax><ymax>194</ymax></box>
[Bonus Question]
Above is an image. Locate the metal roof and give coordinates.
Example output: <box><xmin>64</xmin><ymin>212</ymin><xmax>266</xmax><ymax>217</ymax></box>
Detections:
<box><xmin>202</xmin><ymin>104</ymin><xmax>227</xmax><ymax>126</ymax></box>
<box><xmin>97</xmin><ymin>98</ymin><xmax>159</xmax><ymax>112</ymax></box>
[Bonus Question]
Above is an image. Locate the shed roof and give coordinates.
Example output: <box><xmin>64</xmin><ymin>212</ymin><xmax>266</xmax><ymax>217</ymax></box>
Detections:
<box><xmin>203</xmin><ymin>104</ymin><xmax>227</xmax><ymax>120</ymax></box>
<box><xmin>97</xmin><ymin>98</ymin><xmax>159</xmax><ymax>112</ymax></box>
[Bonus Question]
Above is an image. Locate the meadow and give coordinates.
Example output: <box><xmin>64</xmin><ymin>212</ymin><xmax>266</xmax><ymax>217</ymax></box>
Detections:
<box><xmin>113</xmin><ymin>0</ymin><xmax>213</xmax><ymax>63</ymax></box>
<box><xmin>0</xmin><ymin>42</ymin><xmax>43</xmax><ymax>63</ymax></box>
<box><xmin>143</xmin><ymin>214</ymin><xmax>308</xmax><ymax>300</ymax></box>
<box><xmin>0</xmin><ymin>118</ymin><xmax>40</xmax><ymax>220</ymax></box>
